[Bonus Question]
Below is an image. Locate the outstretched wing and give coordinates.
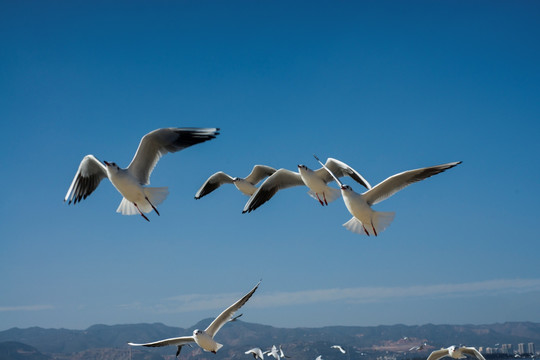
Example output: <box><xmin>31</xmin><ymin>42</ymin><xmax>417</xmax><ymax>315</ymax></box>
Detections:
<box><xmin>363</xmin><ymin>161</ymin><xmax>461</xmax><ymax>206</ymax></box>
<box><xmin>244</xmin><ymin>165</ymin><xmax>277</xmax><ymax>185</ymax></box>
<box><xmin>128</xmin><ymin>127</ymin><xmax>220</xmax><ymax>185</ymax></box>
<box><xmin>427</xmin><ymin>349</ymin><xmax>451</xmax><ymax>360</ymax></box>
<box><xmin>243</xmin><ymin>169</ymin><xmax>304</xmax><ymax>213</ymax></box>
<box><xmin>64</xmin><ymin>155</ymin><xmax>108</xmax><ymax>204</ymax></box>
<box><xmin>195</xmin><ymin>172</ymin><xmax>234</xmax><ymax>199</ymax></box>
<box><xmin>315</xmin><ymin>158</ymin><xmax>372</xmax><ymax>190</ymax></box>
<box><xmin>205</xmin><ymin>281</ymin><xmax>260</xmax><ymax>338</ymax></box>
<box><xmin>461</xmin><ymin>348</ymin><xmax>486</xmax><ymax>360</ymax></box>
<box><xmin>128</xmin><ymin>335</ymin><xmax>195</xmax><ymax>348</ymax></box>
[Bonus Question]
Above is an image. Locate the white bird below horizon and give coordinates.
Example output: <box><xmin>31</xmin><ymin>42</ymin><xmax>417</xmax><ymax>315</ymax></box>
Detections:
<box><xmin>246</xmin><ymin>347</ymin><xmax>265</xmax><ymax>360</ymax></box>
<box><xmin>427</xmin><ymin>346</ymin><xmax>486</xmax><ymax>360</ymax></box>
<box><xmin>331</xmin><ymin>345</ymin><xmax>347</xmax><ymax>354</ymax></box>
<box><xmin>314</xmin><ymin>155</ymin><xmax>461</xmax><ymax>236</ymax></box>
<box><xmin>195</xmin><ymin>165</ymin><xmax>277</xmax><ymax>199</ymax></box>
<box><xmin>128</xmin><ymin>281</ymin><xmax>260</xmax><ymax>357</ymax></box>
<box><xmin>243</xmin><ymin>158</ymin><xmax>371</xmax><ymax>213</ymax></box>
<box><xmin>64</xmin><ymin>127</ymin><xmax>219</xmax><ymax>221</ymax></box>
<box><xmin>265</xmin><ymin>345</ymin><xmax>281</xmax><ymax>360</ymax></box>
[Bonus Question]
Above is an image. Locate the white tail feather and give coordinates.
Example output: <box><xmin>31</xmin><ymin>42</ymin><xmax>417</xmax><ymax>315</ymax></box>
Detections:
<box><xmin>116</xmin><ymin>198</ymin><xmax>139</xmax><ymax>215</ymax></box>
<box><xmin>372</xmin><ymin>211</ymin><xmax>395</xmax><ymax>234</ymax></box>
<box><xmin>343</xmin><ymin>211</ymin><xmax>395</xmax><ymax>236</ymax></box>
<box><xmin>307</xmin><ymin>187</ymin><xmax>341</xmax><ymax>204</ymax></box>
<box><xmin>343</xmin><ymin>217</ymin><xmax>368</xmax><ymax>235</ymax></box>
<box><xmin>116</xmin><ymin>187</ymin><xmax>169</xmax><ymax>215</ymax></box>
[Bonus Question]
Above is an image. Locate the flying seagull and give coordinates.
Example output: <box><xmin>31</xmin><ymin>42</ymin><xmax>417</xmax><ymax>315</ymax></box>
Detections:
<box><xmin>64</xmin><ymin>127</ymin><xmax>219</xmax><ymax>221</ymax></box>
<box><xmin>331</xmin><ymin>345</ymin><xmax>346</xmax><ymax>354</ymax></box>
<box><xmin>128</xmin><ymin>281</ymin><xmax>260</xmax><ymax>357</ymax></box>
<box><xmin>279</xmin><ymin>345</ymin><xmax>291</xmax><ymax>359</ymax></box>
<box><xmin>314</xmin><ymin>155</ymin><xmax>461</xmax><ymax>236</ymax></box>
<box><xmin>246</xmin><ymin>347</ymin><xmax>265</xmax><ymax>360</ymax></box>
<box><xmin>195</xmin><ymin>165</ymin><xmax>277</xmax><ymax>199</ymax></box>
<box><xmin>427</xmin><ymin>346</ymin><xmax>485</xmax><ymax>360</ymax></box>
<box><xmin>243</xmin><ymin>158</ymin><xmax>371</xmax><ymax>213</ymax></box>
<box><xmin>266</xmin><ymin>345</ymin><xmax>281</xmax><ymax>360</ymax></box>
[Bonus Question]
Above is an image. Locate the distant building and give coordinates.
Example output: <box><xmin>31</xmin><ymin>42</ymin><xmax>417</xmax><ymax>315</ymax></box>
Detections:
<box><xmin>486</xmin><ymin>348</ymin><xmax>494</xmax><ymax>355</ymax></box>
<box><xmin>502</xmin><ymin>344</ymin><xmax>512</xmax><ymax>355</ymax></box>
<box><xmin>518</xmin><ymin>343</ymin><xmax>525</xmax><ymax>355</ymax></box>
<box><xmin>527</xmin><ymin>343</ymin><xmax>535</xmax><ymax>355</ymax></box>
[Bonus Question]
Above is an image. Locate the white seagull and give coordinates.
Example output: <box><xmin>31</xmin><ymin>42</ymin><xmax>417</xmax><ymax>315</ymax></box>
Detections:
<box><xmin>128</xmin><ymin>281</ymin><xmax>260</xmax><ymax>357</ymax></box>
<box><xmin>427</xmin><ymin>346</ymin><xmax>485</xmax><ymax>360</ymax></box>
<box><xmin>331</xmin><ymin>345</ymin><xmax>347</xmax><ymax>354</ymax></box>
<box><xmin>64</xmin><ymin>127</ymin><xmax>219</xmax><ymax>221</ymax></box>
<box><xmin>314</xmin><ymin>155</ymin><xmax>461</xmax><ymax>236</ymax></box>
<box><xmin>246</xmin><ymin>347</ymin><xmax>265</xmax><ymax>360</ymax></box>
<box><xmin>279</xmin><ymin>345</ymin><xmax>291</xmax><ymax>359</ymax></box>
<box><xmin>195</xmin><ymin>165</ymin><xmax>277</xmax><ymax>199</ymax></box>
<box><xmin>266</xmin><ymin>345</ymin><xmax>281</xmax><ymax>360</ymax></box>
<box><xmin>243</xmin><ymin>158</ymin><xmax>371</xmax><ymax>213</ymax></box>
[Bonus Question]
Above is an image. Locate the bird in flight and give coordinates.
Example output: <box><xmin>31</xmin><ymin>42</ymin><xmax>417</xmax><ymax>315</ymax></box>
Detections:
<box><xmin>314</xmin><ymin>155</ymin><xmax>461</xmax><ymax>236</ymax></box>
<box><xmin>128</xmin><ymin>281</ymin><xmax>260</xmax><ymax>357</ymax></box>
<box><xmin>195</xmin><ymin>165</ymin><xmax>276</xmax><ymax>199</ymax></box>
<box><xmin>427</xmin><ymin>346</ymin><xmax>485</xmax><ymax>360</ymax></box>
<box><xmin>64</xmin><ymin>127</ymin><xmax>219</xmax><ymax>221</ymax></box>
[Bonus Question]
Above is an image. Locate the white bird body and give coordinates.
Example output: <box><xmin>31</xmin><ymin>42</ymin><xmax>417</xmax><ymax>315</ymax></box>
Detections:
<box><xmin>65</xmin><ymin>127</ymin><xmax>219</xmax><ymax>221</ymax></box>
<box><xmin>297</xmin><ymin>165</ymin><xmax>341</xmax><ymax>205</ymax></box>
<box><xmin>193</xmin><ymin>329</ymin><xmax>223</xmax><ymax>353</ymax></box>
<box><xmin>128</xmin><ymin>281</ymin><xmax>260</xmax><ymax>356</ymax></box>
<box><xmin>266</xmin><ymin>345</ymin><xmax>281</xmax><ymax>360</ymax></box>
<box><xmin>246</xmin><ymin>347</ymin><xmax>265</xmax><ymax>360</ymax></box>
<box><xmin>331</xmin><ymin>345</ymin><xmax>347</xmax><ymax>354</ymax></box>
<box><xmin>427</xmin><ymin>346</ymin><xmax>485</xmax><ymax>360</ymax></box>
<box><xmin>195</xmin><ymin>165</ymin><xmax>276</xmax><ymax>199</ymax></box>
<box><xmin>313</xmin><ymin>156</ymin><xmax>461</xmax><ymax>236</ymax></box>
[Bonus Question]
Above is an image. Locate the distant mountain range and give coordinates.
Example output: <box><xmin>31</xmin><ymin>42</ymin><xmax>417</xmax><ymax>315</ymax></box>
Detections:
<box><xmin>1</xmin><ymin>321</ymin><xmax>539</xmax><ymax>360</ymax></box>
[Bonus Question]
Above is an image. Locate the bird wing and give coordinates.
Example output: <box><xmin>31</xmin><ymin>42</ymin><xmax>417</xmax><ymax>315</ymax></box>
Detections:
<box><xmin>316</xmin><ymin>158</ymin><xmax>372</xmax><ymax>190</ymax></box>
<box><xmin>461</xmin><ymin>348</ymin><xmax>485</xmax><ymax>360</ymax></box>
<box><xmin>127</xmin><ymin>127</ymin><xmax>219</xmax><ymax>185</ymax></box>
<box><xmin>245</xmin><ymin>165</ymin><xmax>277</xmax><ymax>185</ymax></box>
<box><xmin>64</xmin><ymin>155</ymin><xmax>108</xmax><ymax>204</ymax></box>
<box><xmin>128</xmin><ymin>336</ymin><xmax>195</xmax><ymax>347</ymax></box>
<box><xmin>205</xmin><ymin>281</ymin><xmax>260</xmax><ymax>337</ymax></box>
<box><xmin>242</xmin><ymin>169</ymin><xmax>304</xmax><ymax>213</ymax></box>
<box><xmin>363</xmin><ymin>161</ymin><xmax>461</xmax><ymax>206</ymax></box>
<box><xmin>427</xmin><ymin>349</ymin><xmax>450</xmax><ymax>360</ymax></box>
<box><xmin>195</xmin><ymin>172</ymin><xmax>234</xmax><ymax>199</ymax></box>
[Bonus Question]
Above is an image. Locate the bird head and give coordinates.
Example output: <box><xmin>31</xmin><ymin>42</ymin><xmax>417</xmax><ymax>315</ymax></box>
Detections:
<box><xmin>193</xmin><ymin>329</ymin><xmax>203</xmax><ymax>336</ymax></box>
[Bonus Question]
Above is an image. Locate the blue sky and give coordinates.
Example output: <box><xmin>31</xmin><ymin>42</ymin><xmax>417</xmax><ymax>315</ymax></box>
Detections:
<box><xmin>1</xmin><ymin>1</ymin><xmax>539</xmax><ymax>331</ymax></box>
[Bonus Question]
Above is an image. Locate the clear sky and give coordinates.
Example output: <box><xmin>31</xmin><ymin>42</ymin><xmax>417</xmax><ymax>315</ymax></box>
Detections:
<box><xmin>1</xmin><ymin>1</ymin><xmax>539</xmax><ymax>332</ymax></box>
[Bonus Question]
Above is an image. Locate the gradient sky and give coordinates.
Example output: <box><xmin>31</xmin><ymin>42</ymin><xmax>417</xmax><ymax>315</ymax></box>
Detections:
<box><xmin>1</xmin><ymin>1</ymin><xmax>539</xmax><ymax>332</ymax></box>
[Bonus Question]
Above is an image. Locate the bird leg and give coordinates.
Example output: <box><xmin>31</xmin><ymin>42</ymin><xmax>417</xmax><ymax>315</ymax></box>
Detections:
<box><xmin>323</xmin><ymin>192</ymin><xmax>328</xmax><ymax>205</ymax></box>
<box><xmin>134</xmin><ymin>203</ymin><xmax>150</xmax><ymax>222</ymax></box>
<box><xmin>362</xmin><ymin>225</ymin><xmax>370</xmax><ymax>236</ymax></box>
<box><xmin>145</xmin><ymin>196</ymin><xmax>160</xmax><ymax>216</ymax></box>
<box><xmin>316</xmin><ymin>193</ymin><xmax>325</xmax><ymax>206</ymax></box>
<box><xmin>371</xmin><ymin>221</ymin><xmax>378</xmax><ymax>236</ymax></box>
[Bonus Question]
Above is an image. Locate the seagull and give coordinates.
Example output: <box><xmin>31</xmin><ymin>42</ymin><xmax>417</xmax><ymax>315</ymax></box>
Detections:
<box><xmin>315</xmin><ymin>356</ymin><xmax>323</xmax><ymax>360</ymax></box>
<box><xmin>332</xmin><ymin>345</ymin><xmax>347</xmax><ymax>354</ymax></box>
<box><xmin>246</xmin><ymin>347</ymin><xmax>265</xmax><ymax>360</ymax></box>
<box><xmin>314</xmin><ymin>155</ymin><xmax>461</xmax><ymax>236</ymax></box>
<box><xmin>279</xmin><ymin>345</ymin><xmax>291</xmax><ymax>359</ymax></box>
<box><xmin>243</xmin><ymin>158</ymin><xmax>371</xmax><ymax>213</ymax></box>
<box><xmin>266</xmin><ymin>345</ymin><xmax>281</xmax><ymax>360</ymax></box>
<box><xmin>195</xmin><ymin>165</ymin><xmax>277</xmax><ymax>199</ymax></box>
<box><xmin>410</xmin><ymin>343</ymin><xmax>428</xmax><ymax>351</ymax></box>
<box><xmin>427</xmin><ymin>346</ymin><xmax>485</xmax><ymax>360</ymax></box>
<box><xmin>128</xmin><ymin>281</ymin><xmax>260</xmax><ymax>356</ymax></box>
<box><xmin>64</xmin><ymin>127</ymin><xmax>219</xmax><ymax>221</ymax></box>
